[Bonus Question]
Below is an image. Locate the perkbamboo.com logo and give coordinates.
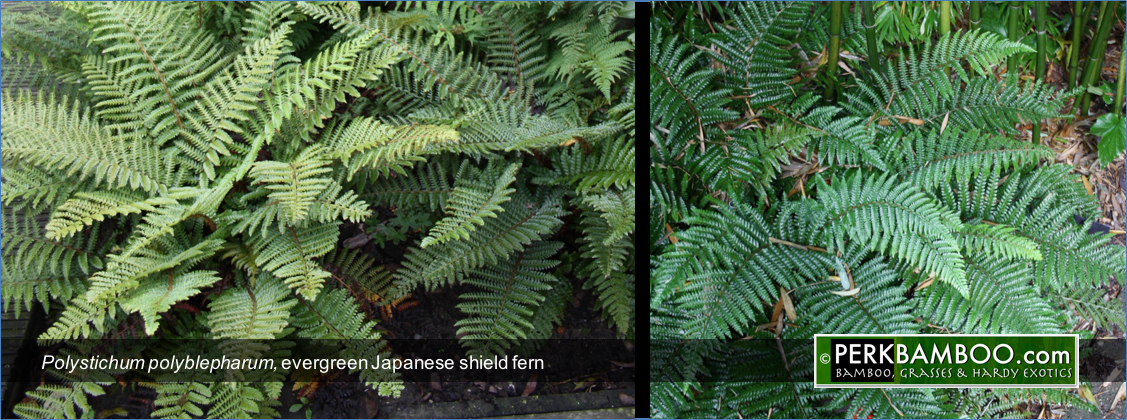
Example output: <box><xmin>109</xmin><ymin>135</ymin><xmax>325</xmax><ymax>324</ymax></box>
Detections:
<box><xmin>814</xmin><ymin>334</ymin><xmax>1079</xmax><ymax>388</ymax></box>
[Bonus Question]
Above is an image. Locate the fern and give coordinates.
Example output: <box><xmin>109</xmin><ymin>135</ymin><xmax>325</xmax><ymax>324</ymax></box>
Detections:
<box><xmin>421</xmin><ymin>161</ymin><xmax>519</xmax><ymax>248</ymax></box>
<box><xmin>651</xmin><ymin>3</ymin><xmax>1121</xmax><ymax>418</ymax></box>
<box><xmin>455</xmin><ymin>241</ymin><xmax>561</xmax><ymax>357</ymax></box>
<box><xmin>3</xmin><ymin>2</ymin><xmax>633</xmax><ymax>417</ymax></box>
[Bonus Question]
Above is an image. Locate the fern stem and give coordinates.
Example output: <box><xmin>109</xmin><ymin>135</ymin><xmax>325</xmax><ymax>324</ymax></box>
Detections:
<box><xmin>824</xmin><ymin>0</ymin><xmax>842</xmax><ymax>101</ymax></box>
<box><xmin>1116</xmin><ymin>51</ymin><xmax>1125</xmax><ymax>115</ymax></box>
<box><xmin>1069</xmin><ymin>1</ymin><xmax>1086</xmax><ymax>88</ymax></box>
<box><xmin>1007</xmin><ymin>1</ymin><xmax>1022</xmax><ymax>74</ymax></box>
<box><xmin>861</xmin><ymin>1</ymin><xmax>878</xmax><ymax>74</ymax></box>
<box><xmin>1077</xmin><ymin>1</ymin><xmax>1115</xmax><ymax>117</ymax></box>
<box><xmin>969</xmin><ymin>1</ymin><xmax>981</xmax><ymax>32</ymax></box>
<box><xmin>1034</xmin><ymin>1</ymin><xmax>1046</xmax><ymax>143</ymax></box>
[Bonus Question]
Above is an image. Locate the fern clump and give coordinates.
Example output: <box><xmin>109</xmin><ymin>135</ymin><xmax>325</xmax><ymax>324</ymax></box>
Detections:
<box><xmin>2</xmin><ymin>1</ymin><xmax>634</xmax><ymax>418</ymax></box>
<box><xmin>652</xmin><ymin>2</ymin><xmax>1123</xmax><ymax>418</ymax></box>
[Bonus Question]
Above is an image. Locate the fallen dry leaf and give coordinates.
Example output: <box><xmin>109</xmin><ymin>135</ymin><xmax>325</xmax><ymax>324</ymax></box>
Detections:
<box><xmin>830</xmin><ymin>287</ymin><xmax>861</xmax><ymax>297</ymax></box>
<box><xmin>619</xmin><ymin>393</ymin><xmax>636</xmax><ymax>406</ymax></box>
<box><xmin>779</xmin><ymin>286</ymin><xmax>797</xmax><ymax>321</ymax></box>
<box><xmin>523</xmin><ymin>374</ymin><xmax>538</xmax><ymax>396</ymax></box>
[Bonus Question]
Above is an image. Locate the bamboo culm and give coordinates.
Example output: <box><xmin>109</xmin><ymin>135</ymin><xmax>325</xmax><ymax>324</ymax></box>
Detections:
<box><xmin>824</xmin><ymin>1</ymin><xmax>842</xmax><ymax>101</ymax></box>
<box><xmin>969</xmin><ymin>2</ymin><xmax>981</xmax><ymax>32</ymax></box>
<box><xmin>1007</xmin><ymin>1</ymin><xmax>1022</xmax><ymax>74</ymax></box>
<box><xmin>861</xmin><ymin>1</ymin><xmax>878</xmax><ymax>75</ymax></box>
<box><xmin>1077</xmin><ymin>1</ymin><xmax>1114</xmax><ymax>117</ymax></box>
<box><xmin>1033</xmin><ymin>1</ymin><xmax>1047</xmax><ymax>143</ymax></box>
<box><xmin>1069</xmin><ymin>1</ymin><xmax>1086</xmax><ymax>88</ymax></box>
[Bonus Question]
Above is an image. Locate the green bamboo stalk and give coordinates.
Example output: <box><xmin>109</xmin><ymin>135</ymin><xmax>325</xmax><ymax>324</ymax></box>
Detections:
<box><xmin>939</xmin><ymin>1</ymin><xmax>951</xmax><ymax>75</ymax></box>
<box><xmin>825</xmin><ymin>1</ymin><xmax>842</xmax><ymax>101</ymax></box>
<box><xmin>862</xmin><ymin>1</ymin><xmax>878</xmax><ymax>74</ymax></box>
<box><xmin>1034</xmin><ymin>1</ymin><xmax>1047</xmax><ymax>143</ymax></box>
<box><xmin>1069</xmin><ymin>1</ymin><xmax>1086</xmax><ymax>87</ymax></box>
<box><xmin>969</xmin><ymin>1</ymin><xmax>981</xmax><ymax>32</ymax></box>
<box><xmin>1077</xmin><ymin>1</ymin><xmax>1114</xmax><ymax>116</ymax></box>
<box><xmin>1007</xmin><ymin>1</ymin><xmax>1022</xmax><ymax>74</ymax></box>
<box><xmin>1116</xmin><ymin>52</ymin><xmax>1125</xmax><ymax>115</ymax></box>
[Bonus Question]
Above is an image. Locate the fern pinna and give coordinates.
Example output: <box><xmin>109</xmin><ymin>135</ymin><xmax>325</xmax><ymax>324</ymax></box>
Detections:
<box><xmin>651</xmin><ymin>2</ymin><xmax>1124</xmax><ymax>419</ymax></box>
<box><xmin>1</xmin><ymin>2</ymin><xmax>635</xmax><ymax>418</ymax></box>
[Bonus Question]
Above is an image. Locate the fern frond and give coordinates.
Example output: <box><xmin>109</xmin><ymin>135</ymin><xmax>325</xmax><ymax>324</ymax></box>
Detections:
<box><xmin>362</xmin><ymin>160</ymin><xmax>453</xmax><ymax>212</ymax></box>
<box><xmin>665</xmin><ymin>202</ymin><xmax>832</xmax><ymax>339</ymax></box>
<box><xmin>421</xmin><ymin>161</ymin><xmax>520</xmax><ymax>248</ymax></box>
<box><xmin>953</xmin><ymin>222</ymin><xmax>1042</xmax><ymax>261</ymax></box>
<box><xmin>46</xmin><ymin>192</ymin><xmax>177</xmax><ymax>240</ymax></box>
<box><xmin>394</xmin><ymin>189</ymin><xmax>565</xmax><ymax>295</ymax></box>
<box><xmin>249</xmin><ymin>145</ymin><xmax>334</xmax><ymax>225</ymax></box>
<box><xmin>251</xmin><ymin>222</ymin><xmax>339</xmax><ymax>301</ymax></box>
<box><xmin>535</xmin><ymin>134</ymin><xmax>635</xmax><ymax>192</ymax></box>
<box><xmin>1</xmin><ymin>91</ymin><xmax>184</xmax><ymax>194</ymax></box>
<box><xmin>85</xmin><ymin>226</ymin><xmax>224</xmax><ymax>304</ymax></box>
<box><xmin>39</xmin><ymin>296</ymin><xmax>117</xmax><ymax>342</ymax></box>
<box><xmin>649</xmin><ymin>22</ymin><xmax>737</xmax><ymax>164</ymax></box>
<box><xmin>322</xmin><ymin>248</ymin><xmax>393</xmax><ymax>300</ymax></box>
<box><xmin>817</xmin><ymin>172</ymin><xmax>968</xmax><ymax>297</ymax></box>
<box><xmin>179</xmin><ymin>24</ymin><xmax>291</xmax><ymax>180</ymax></box>
<box><xmin>888</xmin><ymin>128</ymin><xmax>1053</xmax><ymax>189</ymax></box>
<box><xmin>915</xmin><ymin>255</ymin><xmax>1063</xmax><ymax>333</ymax></box>
<box><xmin>152</xmin><ymin>382</ymin><xmax>212</xmax><ymax>419</ymax></box>
<box><xmin>291</xmin><ymin>288</ymin><xmax>402</xmax><ymax>397</ymax></box>
<box><xmin>207</xmin><ymin>382</ymin><xmax>265</xmax><ymax>419</ymax></box>
<box><xmin>797</xmin><ymin>255</ymin><xmax>916</xmax><ymax>334</ymax></box>
<box><xmin>705</xmin><ymin>1</ymin><xmax>808</xmax><ymax>109</ymax></box>
<box><xmin>325</xmin><ymin>117</ymin><xmax>458</xmax><ymax>178</ymax></box>
<box><xmin>456</xmin><ymin>241</ymin><xmax>561</xmax><ymax>357</ymax></box>
<box><xmin>208</xmin><ymin>274</ymin><xmax>296</xmax><ymax>340</ymax></box>
<box><xmin>1052</xmin><ymin>286</ymin><xmax>1127</xmax><ymax>332</ymax></box>
<box><xmin>2</xmin><ymin>210</ymin><xmax>105</xmax><ymax>311</ymax></box>
<box><xmin>121</xmin><ymin>270</ymin><xmax>221</xmax><ymax>335</ymax></box>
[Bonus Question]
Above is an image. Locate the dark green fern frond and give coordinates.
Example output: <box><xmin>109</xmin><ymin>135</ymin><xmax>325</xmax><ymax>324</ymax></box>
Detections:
<box><xmin>361</xmin><ymin>160</ymin><xmax>454</xmax><ymax>212</ymax></box>
<box><xmin>816</xmin><ymin>172</ymin><xmax>967</xmax><ymax>297</ymax></box>
<box><xmin>887</xmin><ymin>128</ymin><xmax>1053</xmax><ymax>190</ymax></box>
<box><xmin>797</xmin><ymin>255</ymin><xmax>916</xmax><ymax>334</ymax></box>
<box><xmin>843</xmin><ymin>30</ymin><xmax>1036</xmax><ymax>133</ymax></box>
<box><xmin>1</xmin><ymin>210</ymin><xmax>105</xmax><ymax>315</ymax></box>
<box><xmin>1051</xmin><ymin>286</ymin><xmax>1127</xmax><ymax>332</ymax></box>
<box><xmin>322</xmin><ymin>248</ymin><xmax>393</xmax><ymax>300</ymax></box>
<box><xmin>649</xmin><ymin>21</ymin><xmax>737</xmax><ymax>164</ymax></box>
<box><xmin>666</xmin><ymin>202</ymin><xmax>832</xmax><ymax>339</ymax></box>
<box><xmin>915</xmin><ymin>255</ymin><xmax>1064</xmax><ymax>334</ymax></box>
<box><xmin>705</xmin><ymin>1</ymin><xmax>808</xmax><ymax>109</ymax></box>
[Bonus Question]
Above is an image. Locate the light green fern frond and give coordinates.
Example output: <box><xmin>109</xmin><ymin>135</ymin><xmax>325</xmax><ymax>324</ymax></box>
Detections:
<box><xmin>1</xmin><ymin>91</ymin><xmax>184</xmax><ymax>194</ymax></box>
<box><xmin>46</xmin><ymin>191</ymin><xmax>177</xmax><ymax>240</ymax></box>
<box><xmin>325</xmin><ymin>117</ymin><xmax>458</xmax><ymax>178</ymax></box>
<box><xmin>456</xmin><ymin>241</ymin><xmax>561</xmax><ymax>357</ymax></box>
<box><xmin>394</xmin><ymin>189</ymin><xmax>565</xmax><ymax>295</ymax></box>
<box><xmin>251</xmin><ymin>222</ymin><xmax>339</xmax><ymax>301</ymax></box>
<box><xmin>291</xmin><ymin>288</ymin><xmax>402</xmax><ymax>397</ymax></box>
<box><xmin>421</xmin><ymin>161</ymin><xmax>520</xmax><ymax>248</ymax></box>
<box><xmin>249</xmin><ymin>145</ymin><xmax>334</xmax><ymax>225</ymax></box>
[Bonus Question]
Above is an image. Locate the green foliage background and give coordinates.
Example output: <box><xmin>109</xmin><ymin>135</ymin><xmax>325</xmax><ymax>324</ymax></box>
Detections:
<box><xmin>0</xmin><ymin>2</ymin><xmax>635</xmax><ymax>418</ymax></box>
<box><xmin>650</xmin><ymin>2</ymin><xmax>1124</xmax><ymax>418</ymax></box>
